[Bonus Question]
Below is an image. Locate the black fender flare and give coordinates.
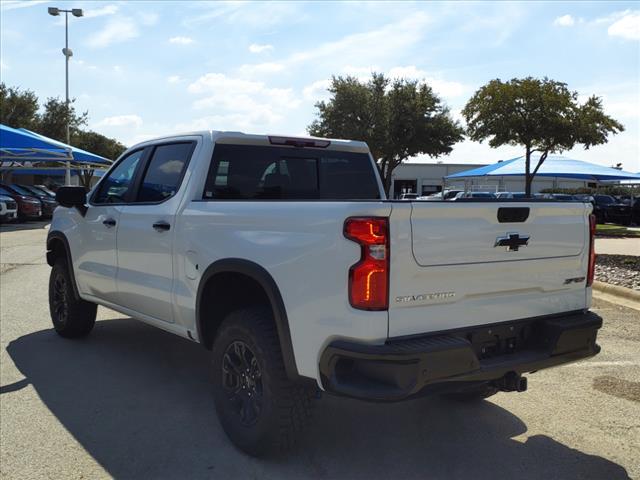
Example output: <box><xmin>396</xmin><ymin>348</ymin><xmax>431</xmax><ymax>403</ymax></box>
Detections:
<box><xmin>46</xmin><ymin>231</ymin><xmax>81</xmax><ymax>300</ymax></box>
<box><xmin>196</xmin><ymin>258</ymin><xmax>302</xmax><ymax>382</ymax></box>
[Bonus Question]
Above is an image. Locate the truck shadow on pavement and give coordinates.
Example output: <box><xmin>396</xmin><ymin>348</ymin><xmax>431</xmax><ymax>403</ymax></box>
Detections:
<box><xmin>5</xmin><ymin>318</ymin><xmax>630</xmax><ymax>480</ymax></box>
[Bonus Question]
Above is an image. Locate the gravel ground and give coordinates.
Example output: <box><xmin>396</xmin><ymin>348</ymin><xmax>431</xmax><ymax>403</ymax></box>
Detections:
<box><xmin>596</xmin><ymin>255</ymin><xmax>640</xmax><ymax>291</ymax></box>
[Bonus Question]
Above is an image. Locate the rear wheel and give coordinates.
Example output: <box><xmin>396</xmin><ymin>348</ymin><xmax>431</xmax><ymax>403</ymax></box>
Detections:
<box><xmin>211</xmin><ymin>307</ymin><xmax>315</xmax><ymax>456</ymax></box>
<box><xmin>49</xmin><ymin>258</ymin><xmax>97</xmax><ymax>338</ymax></box>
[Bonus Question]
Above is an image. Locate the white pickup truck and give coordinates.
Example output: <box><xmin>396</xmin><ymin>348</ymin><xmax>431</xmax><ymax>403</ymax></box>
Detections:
<box><xmin>48</xmin><ymin>131</ymin><xmax>602</xmax><ymax>456</ymax></box>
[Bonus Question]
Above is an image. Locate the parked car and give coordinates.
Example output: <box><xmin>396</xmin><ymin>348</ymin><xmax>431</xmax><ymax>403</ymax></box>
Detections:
<box><xmin>548</xmin><ymin>194</ymin><xmax>578</xmax><ymax>201</ymax></box>
<box><xmin>399</xmin><ymin>192</ymin><xmax>419</xmax><ymax>200</ymax></box>
<box><xmin>0</xmin><ymin>194</ymin><xmax>18</xmax><ymax>222</ymax></box>
<box><xmin>0</xmin><ymin>184</ymin><xmax>41</xmax><ymax>220</ymax></box>
<box><xmin>34</xmin><ymin>184</ymin><xmax>58</xmax><ymax>197</ymax></box>
<box><xmin>443</xmin><ymin>189</ymin><xmax>463</xmax><ymax>200</ymax></box>
<box><xmin>452</xmin><ymin>191</ymin><xmax>496</xmax><ymax>200</ymax></box>
<box><xmin>47</xmin><ymin>131</ymin><xmax>601</xmax><ymax>456</ymax></box>
<box><xmin>604</xmin><ymin>198</ymin><xmax>633</xmax><ymax>225</ymax></box>
<box><xmin>26</xmin><ymin>184</ymin><xmax>57</xmax><ymax>198</ymax></box>
<box><xmin>15</xmin><ymin>184</ymin><xmax>58</xmax><ymax>217</ymax></box>
<box><xmin>419</xmin><ymin>192</ymin><xmax>443</xmax><ymax>200</ymax></box>
<box><xmin>632</xmin><ymin>197</ymin><xmax>640</xmax><ymax>225</ymax></box>
<box><xmin>495</xmin><ymin>192</ymin><xmax>513</xmax><ymax>199</ymax></box>
<box><xmin>589</xmin><ymin>194</ymin><xmax>629</xmax><ymax>224</ymax></box>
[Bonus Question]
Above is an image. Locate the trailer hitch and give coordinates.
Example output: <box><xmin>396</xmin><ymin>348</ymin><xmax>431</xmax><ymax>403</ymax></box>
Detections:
<box><xmin>493</xmin><ymin>371</ymin><xmax>528</xmax><ymax>392</ymax></box>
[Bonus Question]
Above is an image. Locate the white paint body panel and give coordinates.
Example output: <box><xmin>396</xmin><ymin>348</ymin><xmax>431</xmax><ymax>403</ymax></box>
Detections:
<box><xmin>49</xmin><ymin>130</ymin><xmax>592</xmax><ymax>386</ymax></box>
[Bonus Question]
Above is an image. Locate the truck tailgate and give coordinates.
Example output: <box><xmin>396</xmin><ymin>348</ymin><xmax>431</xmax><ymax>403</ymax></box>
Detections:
<box><xmin>388</xmin><ymin>201</ymin><xmax>591</xmax><ymax>338</ymax></box>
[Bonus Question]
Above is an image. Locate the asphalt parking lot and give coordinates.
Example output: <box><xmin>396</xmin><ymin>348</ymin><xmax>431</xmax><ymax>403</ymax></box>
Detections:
<box><xmin>1</xmin><ymin>222</ymin><xmax>638</xmax><ymax>480</ymax></box>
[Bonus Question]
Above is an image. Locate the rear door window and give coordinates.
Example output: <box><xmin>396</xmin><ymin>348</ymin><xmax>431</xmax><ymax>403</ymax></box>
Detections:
<box><xmin>203</xmin><ymin>144</ymin><xmax>380</xmax><ymax>200</ymax></box>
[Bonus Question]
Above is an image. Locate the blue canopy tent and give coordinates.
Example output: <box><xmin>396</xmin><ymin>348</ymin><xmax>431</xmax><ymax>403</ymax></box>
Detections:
<box><xmin>0</xmin><ymin>124</ymin><xmax>70</xmax><ymax>163</ymax></box>
<box><xmin>18</xmin><ymin>127</ymin><xmax>111</xmax><ymax>166</ymax></box>
<box><xmin>0</xmin><ymin>123</ymin><xmax>112</xmax><ymax>185</ymax></box>
<box><xmin>8</xmin><ymin>168</ymin><xmax>106</xmax><ymax>177</ymax></box>
<box><xmin>446</xmin><ymin>155</ymin><xmax>640</xmax><ymax>182</ymax></box>
<box><xmin>0</xmin><ymin>124</ymin><xmax>111</xmax><ymax>166</ymax></box>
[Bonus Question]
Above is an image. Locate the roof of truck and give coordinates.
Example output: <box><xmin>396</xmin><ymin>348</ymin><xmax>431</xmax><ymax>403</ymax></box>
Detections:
<box><xmin>130</xmin><ymin>131</ymin><xmax>371</xmax><ymax>154</ymax></box>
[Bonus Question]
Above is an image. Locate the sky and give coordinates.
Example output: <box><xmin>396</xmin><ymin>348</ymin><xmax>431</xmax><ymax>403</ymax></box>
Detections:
<box><xmin>1</xmin><ymin>0</ymin><xmax>639</xmax><ymax>170</ymax></box>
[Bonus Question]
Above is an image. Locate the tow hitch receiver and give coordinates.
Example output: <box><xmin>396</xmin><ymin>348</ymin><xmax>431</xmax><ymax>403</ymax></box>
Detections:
<box><xmin>493</xmin><ymin>372</ymin><xmax>528</xmax><ymax>392</ymax></box>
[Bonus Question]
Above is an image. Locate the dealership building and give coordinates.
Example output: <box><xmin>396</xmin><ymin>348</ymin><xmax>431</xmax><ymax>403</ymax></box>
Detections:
<box><xmin>390</xmin><ymin>162</ymin><xmax>599</xmax><ymax>198</ymax></box>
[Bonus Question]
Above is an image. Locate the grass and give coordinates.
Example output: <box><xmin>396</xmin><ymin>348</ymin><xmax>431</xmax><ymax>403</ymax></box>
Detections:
<box><xmin>596</xmin><ymin>224</ymin><xmax>640</xmax><ymax>237</ymax></box>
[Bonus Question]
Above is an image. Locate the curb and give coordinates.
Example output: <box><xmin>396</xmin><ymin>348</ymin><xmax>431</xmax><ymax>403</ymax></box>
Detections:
<box><xmin>593</xmin><ymin>281</ymin><xmax>640</xmax><ymax>303</ymax></box>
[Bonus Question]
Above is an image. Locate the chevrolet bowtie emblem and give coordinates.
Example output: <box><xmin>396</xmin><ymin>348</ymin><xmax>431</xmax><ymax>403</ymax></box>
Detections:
<box><xmin>495</xmin><ymin>233</ymin><xmax>530</xmax><ymax>252</ymax></box>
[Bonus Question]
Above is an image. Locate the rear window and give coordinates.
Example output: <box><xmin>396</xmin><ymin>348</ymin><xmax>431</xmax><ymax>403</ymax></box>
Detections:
<box><xmin>203</xmin><ymin>144</ymin><xmax>380</xmax><ymax>200</ymax></box>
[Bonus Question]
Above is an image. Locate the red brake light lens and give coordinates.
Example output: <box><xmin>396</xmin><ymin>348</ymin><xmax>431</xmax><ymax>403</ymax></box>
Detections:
<box><xmin>344</xmin><ymin>217</ymin><xmax>389</xmax><ymax>310</ymax></box>
<box><xmin>587</xmin><ymin>213</ymin><xmax>596</xmax><ymax>287</ymax></box>
<box><xmin>268</xmin><ymin>136</ymin><xmax>330</xmax><ymax>148</ymax></box>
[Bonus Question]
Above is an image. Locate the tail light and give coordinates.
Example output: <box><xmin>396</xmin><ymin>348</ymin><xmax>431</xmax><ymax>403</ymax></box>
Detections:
<box><xmin>344</xmin><ymin>217</ymin><xmax>389</xmax><ymax>310</ymax></box>
<box><xmin>268</xmin><ymin>136</ymin><xmax>330</xmax><ymax>148</ymax></box>
<box><xmin>587</xmin><ymin>214</ymin><xmax>596</xmax><ymax>287</ymax></box>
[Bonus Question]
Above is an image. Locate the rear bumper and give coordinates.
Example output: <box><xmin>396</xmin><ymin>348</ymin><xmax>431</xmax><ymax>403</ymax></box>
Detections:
<box><xmin>319</xmin><ymin>310</ymin><xmax>602</xmax><ymax>401</ymax></box>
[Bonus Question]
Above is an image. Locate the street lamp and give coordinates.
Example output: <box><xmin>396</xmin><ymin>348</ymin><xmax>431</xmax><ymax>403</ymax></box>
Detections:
<box><xmin>48</xmin><ymin>6</ymin><xmax>83</xmax><ymax>186</ymax></box>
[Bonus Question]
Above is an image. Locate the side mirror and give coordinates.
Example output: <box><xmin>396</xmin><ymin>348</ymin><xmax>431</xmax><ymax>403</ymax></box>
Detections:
<box><xmin>56</xmin><ymin>187</ymin><xmax>87</xmax><ymax>215</ymax></box>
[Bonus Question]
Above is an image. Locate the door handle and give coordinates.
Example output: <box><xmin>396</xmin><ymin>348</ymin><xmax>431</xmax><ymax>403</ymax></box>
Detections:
<box><xmin>153</xmin><ymin>221</ymin><xmax>171</xmax><ymax>232</ymax></box>
<box><xmin>103</xmin><ymin>218</ymin><xmax>116</xmax><ymax>227</ymax></box>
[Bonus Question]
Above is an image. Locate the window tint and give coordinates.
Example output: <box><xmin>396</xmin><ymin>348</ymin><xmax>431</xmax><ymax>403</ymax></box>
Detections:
<box><xmin>93</xmin><ymin>149</ymin><xmax>144</xmax><ymax>204</ymax></box>
<box><xmin>136</xmin><ymin>143</ymin><xmax>193</xmax><ymax>203</ymax></box>
<box><xmin>204</xmin><ymin>144</ymin><xmax>380</xmax><ymax>200</ymax></box>
<box><xmin>0</xmin><ymin>187</ymin><xmax>13</xmax><ymax>196</ymax></box>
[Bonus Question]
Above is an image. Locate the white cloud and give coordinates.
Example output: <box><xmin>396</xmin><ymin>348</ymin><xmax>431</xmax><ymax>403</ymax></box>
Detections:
<box><xmin>169</xmin><ymin>36</ymin><xmax>194</xmax><ymax>45</ymax></box>
<box><xmin>608</xmin><ymin>12</ymin><xmax>640</xmax><ymax>40</ymax></box>
<box><xmin>183</xmin><ymin>2</ymin><xmax>305</xmax><ymax>28</ymax></box>
<box><xmin>303</xmin><ymin>80</ymin><xmax>331</xmax><ymax>101</ymax></box>
<box><xmin>186</xmin><ymin>73</ymin><xmax>299</xmax><ymax>131</ymax></box>
<box><xmin>288</xmin><ymin>13</ymin><xmax>430</xmax><ymax>66</ymax></box>
<box><xmin>249</xmin><ymin>43</ymin><xmax>274</xmax><ymax>54</ymax></box>
<box><xmin>1</xmin><ymin>0</ymin><xmax>48</xmax><ymax>11</ymax></box>
<box><xmin>87</xmin><ymin>18</ymin><xmax>139</xmax><ymax>48</ymax></box>
<box><xmin>238</xmin><ymin>62</ymin><xmax>285</xmax><ymax>76</ymax></box>
<box><xmin>95</xmin><ymin>115</ymin><xmax>143</xmax><ymax>129</ymax></box>
<box><xmin>167</xmin><ymin>75</ymin><xmax>182</xmax><ymax>84</ymax></box>
<box><xmin>387</xmin><ymin>66</ymin><xmax>468</xmax><ymax>98</ymax></box>
<box><xmin>342</xmin><ymin>65</ymin><xmax>381</xmax><ymax>81</ymax></box>
<box><xmin>553</xmin><ymin>14</ymin><xmax>575</xmax><ymax>27</ymax></box>
<box><xmin>84</xmin><ymin>4</ymin><xmax>119</xmax><ymax>19</ymax></box>
<box><xmin>302</xmin><ymin>66</ymin><xmax>466</xmax><ymax>104</ymax></box>
<box><xmin>139</xmin><ymin>12</ymin><xmax>159</xmax><ymax>26</ymax></box>
<box><xmin>593</xmin><ymin>10</ymin><xmax>629</xmax><ymax>25</ymax></box>
<box><xmin>1</xmin><ymin>60</ymin><xmax>8</xmax><ymax>71</ymax></box>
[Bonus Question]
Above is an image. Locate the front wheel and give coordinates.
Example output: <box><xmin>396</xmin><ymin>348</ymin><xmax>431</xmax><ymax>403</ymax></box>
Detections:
<box><xmin>49</xmin><ymin>258</ymin><xmax>97</xmax><ymax>338</ymax></box>
<box><xmin>211</xmin><ymin>307</ymin><xmax>315</xmax><ymax>456</ymax></box>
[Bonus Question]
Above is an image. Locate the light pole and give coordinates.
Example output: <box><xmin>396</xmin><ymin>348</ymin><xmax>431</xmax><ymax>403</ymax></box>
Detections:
<box><xmin>48</xmin><ymin>7</ymin><xmax>83</xmax><ymax>186</ymax></box>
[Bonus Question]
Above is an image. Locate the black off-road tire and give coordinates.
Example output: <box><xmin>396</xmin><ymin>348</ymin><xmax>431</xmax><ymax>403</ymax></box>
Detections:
<box><xmin>49</xmin><ymin>258</ymin><xmax>97</xmax><ymax>338</ymax></box>
<box><xmin>444</xmin><ymin>383</ymin><xmax>499</xmax><ymax>401</ymax></box>
<box><xmin>211</xmin><ymin>307</ymin><xmax>315</xmax><ymax>457</ymax></box>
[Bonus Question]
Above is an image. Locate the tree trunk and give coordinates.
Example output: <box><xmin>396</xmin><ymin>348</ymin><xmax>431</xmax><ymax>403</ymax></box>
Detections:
<box><xmin>525</xmin><ymin>145</ymin><xmax>532</xmax><ymax>197</ymax></box>
<box><xmin>382</xmin><ymin>167</ymin><xmax>393</xmax><ymax>197</ymax></box>
<box><xmin>78</xmin><ymin>169</ymin><xmax>93</xmax><ymax>189</ymax></box>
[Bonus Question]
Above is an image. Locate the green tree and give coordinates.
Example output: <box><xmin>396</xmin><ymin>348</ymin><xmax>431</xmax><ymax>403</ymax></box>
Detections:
<box><xmin>0</xmin><ymin>83</ymin><xmax>39</xmax><ymax>129</ymax></box>
<box><xmin>308</xmin><ymin>74</ymin><xmax>463</xmax><ymax>194</ymax></box>
<box><xmin>73</xmin><ymin>130</ymin><xmax>126</xmax><ymax>160</ymax></box>
<box><xmin>462</xmin><ymin>77</ymin><xmax>624</xmax><ymax>196</ymax></box>
<box><xmin>37</xmin><ymin>96</ymin><xmax>88</xmax><ymax>143</ymax></box>
<box><xmin>72</xmin><ymin>130</ymin><xmax>126</xmax><ymax>188</ymax></box>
